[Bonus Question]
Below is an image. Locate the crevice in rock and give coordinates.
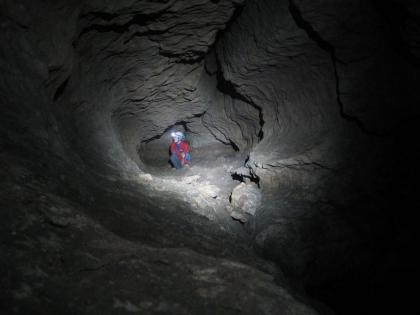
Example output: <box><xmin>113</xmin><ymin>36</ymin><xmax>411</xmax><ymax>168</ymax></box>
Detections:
<box><xmin>214</xmin><ymin>53</ymin><xmax>265</xmax><ymax>141</ymax></box>
<box><xmin>139</xmin><ymin>111</ymin><xmax>206</xmax><ymax>145</ymax></box>
<box><xmin>202</xmin><ymin>1</ymin><xmax>265</xmax><ymax>141</ymax></box>
<box><xmin>202</xmin><ymin>121</ymin><xmax>241</xmax><ymax>151</ymax></box>
<box><xmin>288</xmin><ymin>0</ymin><xmax>384</xmax><ymax>136</ymax></box>
<box><xmin>246</xmin><ymin>167</ymin><xmax>260</xmax><ymax>188</ymax></box>
<box><xmin>77</xmin><ymin>11</ymin><xmax>167</xmax><ymax>39</ymax></box>
<box><xmin>231</xmin><ymin>173</ymin><xmax>245</xmax><ymax>183</ymax></box>
<box><xmin>158</xmin><ymin>49</ymin><xmax>207</xmax><ymax>64</ymax></box>
<box><xmin>262</xmin><ymin>160</ymin><xmax>335</xmax><ymax>172</ymax></box>
<box><xmin>231</xmin><ymin>171</ymin><xmax>260</xmax><ymax>187</ymax></box>
<box><xmin>191</xmin><ymin>111</ymin><xmax>206</xmax><ymax>118</ymax></box>
<box><xmin>53</xmin><ymin>76</ymin><xmax>70</xmax><ymax>101</ymax></box>
<box><xmin>229</xmin><ymin>140</ymin><xmax>240</xmax><ymax>152</ymax></box>
<box><xmin>123</xmin><ymin>29</ymin><xmax>169</xmax><ymax>44</ymax></box>
<box><xmin>141</xmin><ymin>121</ymin><xmax>190</xmax><ymax>144</ymax></box>
<box><xmin>243</xmin><ymin>156</ymin><xmax>261</xmax><ymax>188</ymax></box>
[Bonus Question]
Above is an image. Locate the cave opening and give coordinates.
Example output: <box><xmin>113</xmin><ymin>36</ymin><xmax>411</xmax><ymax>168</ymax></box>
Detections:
<box><xmin>2</xmin><ymin>0</ymin><xmax>419</xmax><ymax>314</ymax></box>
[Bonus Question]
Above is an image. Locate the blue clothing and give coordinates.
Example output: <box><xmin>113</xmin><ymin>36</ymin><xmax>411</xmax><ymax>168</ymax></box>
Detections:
<box><xmin>170</xmin><ymin>153</ymin><xmax>182</xmax><ymax>169</ymax></box>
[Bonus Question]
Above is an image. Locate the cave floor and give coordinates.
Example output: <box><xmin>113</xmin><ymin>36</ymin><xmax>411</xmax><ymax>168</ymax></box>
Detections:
<box><xmin>136</xmin><ymin>144</ymin><xmax>250</xmax><ymax>231</ymax></box>
<box><xmin>1</xmin><ymin>151</ymin><xmax>304</xmax><ymax>315</ymax></box>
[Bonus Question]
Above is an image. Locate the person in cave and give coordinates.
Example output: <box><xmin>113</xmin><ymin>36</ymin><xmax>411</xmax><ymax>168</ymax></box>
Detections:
<box><xmin>169</xmin><ymin>131</ymin><xmax>190</xmax><ymax>169</ymax></box>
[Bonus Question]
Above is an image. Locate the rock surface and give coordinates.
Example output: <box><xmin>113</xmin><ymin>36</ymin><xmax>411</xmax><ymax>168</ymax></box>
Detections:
<box><xmin>1</xmin><ymin>0</ymin><xmax>419</xmax><ymax>314</ymax></box>
<box><xmin>1</xmin><ymin>163</ymin><xmax>316</xmax><ymax>315</ymax></box>
<box><xmin>229</xmin><ymin>182</ymin><xmax>262</xmax><ymax>222</ymax></box>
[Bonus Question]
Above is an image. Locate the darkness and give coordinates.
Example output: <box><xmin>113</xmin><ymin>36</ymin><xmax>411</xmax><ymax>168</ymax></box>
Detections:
<box><xmin>1</xmin><ymin>0</ymin><xmax>419</xmax><ymax>314</ymax></box>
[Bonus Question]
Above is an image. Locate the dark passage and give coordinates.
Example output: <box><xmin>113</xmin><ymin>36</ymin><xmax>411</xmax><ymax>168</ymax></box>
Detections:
<box><xmin>1</xmin><ymin>0</ymin><xmax>419</xmax><ymax>314</ymax></box>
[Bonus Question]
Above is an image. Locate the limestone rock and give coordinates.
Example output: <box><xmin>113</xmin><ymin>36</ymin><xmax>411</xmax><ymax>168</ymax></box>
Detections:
<box><xmin>230</xmin><ymin>183</ymin><xmax>261</xmax><ymax>216</ymax></box>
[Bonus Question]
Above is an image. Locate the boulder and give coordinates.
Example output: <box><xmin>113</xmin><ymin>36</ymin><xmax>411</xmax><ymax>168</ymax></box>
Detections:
<box><xmin>230</xmin><ymin>182</ymin><xmax>261</xmax><ymax>216</ymax></box>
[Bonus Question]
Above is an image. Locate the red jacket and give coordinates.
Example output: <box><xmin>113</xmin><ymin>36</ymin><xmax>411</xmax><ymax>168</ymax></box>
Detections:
<box><xmin>170</xmin><ymin>140</ymin><xmax>189</xmax><ymax>164</ymax></box>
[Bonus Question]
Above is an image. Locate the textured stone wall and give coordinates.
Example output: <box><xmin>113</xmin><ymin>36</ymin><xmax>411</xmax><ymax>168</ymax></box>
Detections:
<box><xmin>1</xmin><ymin>0</ymin><xmax>419</xmax><ymax>313</ymax></box>
<box><xmin>213</xmin><ymin>0</ymin><xmax>419</xmax><ymax>311</ymax></box>
<box><xmin>71</xmin><ymin>0</ymin><xmax>247</xmax><ymax>170</ymax></box>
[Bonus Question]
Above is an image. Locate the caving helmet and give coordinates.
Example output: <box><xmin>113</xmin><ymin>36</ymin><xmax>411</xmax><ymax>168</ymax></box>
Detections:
<box><xmin>171</xmin><ymin>131</ymin><xmax>185</xmax><ymax>143</ymax></box>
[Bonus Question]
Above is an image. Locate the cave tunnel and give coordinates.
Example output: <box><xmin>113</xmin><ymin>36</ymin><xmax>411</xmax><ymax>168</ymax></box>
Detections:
<box><xmin>1</xmin><ymin>0</ymin><xmax>419</xmax><ymax>314</ymax></box>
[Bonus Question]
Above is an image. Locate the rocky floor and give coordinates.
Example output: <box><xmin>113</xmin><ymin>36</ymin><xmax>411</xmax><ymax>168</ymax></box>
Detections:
<box><xmin>1</xmin><ymin>149</ymin><xmax>320</xmax><ymax>314</ymax></box>
<box><xmin>137</xmin><ymin>143</ymin><xmax>259</xmax><ymax>228</ymax></box>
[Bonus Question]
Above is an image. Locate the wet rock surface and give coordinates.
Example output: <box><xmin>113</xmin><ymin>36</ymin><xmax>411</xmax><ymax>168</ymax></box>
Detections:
<box><xmin>1</xmin><ymin>0</ymin><xmax>419</xmax><ymax>314</ymax></box>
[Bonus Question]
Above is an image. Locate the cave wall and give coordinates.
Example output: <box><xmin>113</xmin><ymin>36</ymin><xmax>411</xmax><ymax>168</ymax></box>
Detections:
<box><xmin>70</xmin><ymin>0</ymin><xmax>248</xmax><ymax>171</ymax></box>
<box><xmin>211</xmin><ymin>0</ymin><xmax>420</xmax><ymax>311</ymax></box>
<box><xmin>1</xmin><ymin>1</ymin><xmax>321</xmax><ymax>314</ymax></box>
<box><xmin>1</xmin><ymin>0</ymin><xmax>420</xmax><ymax>313</ymax></box>
<box><xmin>216</xmin><ymin>0</ymin><xmax>420</xmax><ymax>191</ymax></box>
